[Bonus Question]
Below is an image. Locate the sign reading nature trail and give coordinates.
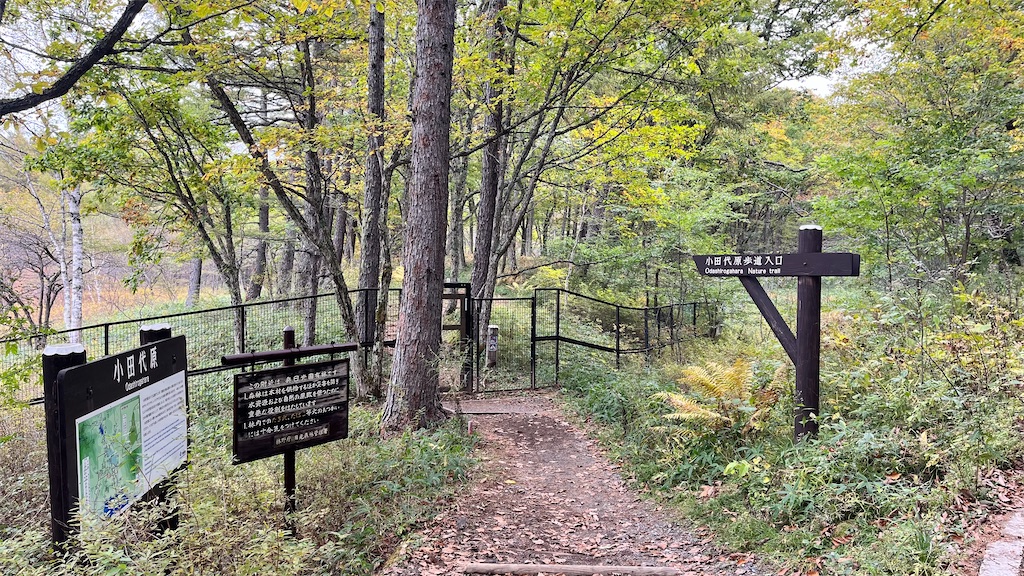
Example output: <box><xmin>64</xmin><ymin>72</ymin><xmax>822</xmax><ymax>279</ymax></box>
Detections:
<box><xmin>693</xmin><ymin>226</ymin><xmax>860</xmax><ymax>439</ymax></box>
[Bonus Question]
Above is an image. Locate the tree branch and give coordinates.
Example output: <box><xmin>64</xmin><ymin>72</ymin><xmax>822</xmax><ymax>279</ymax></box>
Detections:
<box><xmin>0</xmin><ymin>0</ymin><xmax>149</xmax><ymax>117</ymax></box>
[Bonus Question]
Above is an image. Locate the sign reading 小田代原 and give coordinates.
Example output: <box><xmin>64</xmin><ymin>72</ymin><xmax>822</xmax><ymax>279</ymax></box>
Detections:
<box><xmin>233</xmin><ymin>359</ymin><xmax>349</xmax><ymax>464</ymax></box>
<box><xmin>692</xmin><ymin>226</ymin><xmax>861</xmax><ymax>441</ymax></box>
<box><xmin>692</xmin><ymin>252</ymin><xmax>860</xmax><ymax>277</ymax></box>
<box><xmin>55</xmin><ymin>335</ymin><xmax>188</xmax><ymax>522</ymax></box>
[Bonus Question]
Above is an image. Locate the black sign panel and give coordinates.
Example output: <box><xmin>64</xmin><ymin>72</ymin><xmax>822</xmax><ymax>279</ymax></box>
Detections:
<box><xmin>233</xmin><ymin>359</ymin><xmax>349</xmax><ymax>464</ymax></box>
<box><xmin>53</xmin><ymin>335</ymin><xmax>188</xmax><ymax>522</ymax></box>
<box><xmin>693</xmin><ymin>253</ymin><xmax>860</xmax><ymax>277</ymax></box>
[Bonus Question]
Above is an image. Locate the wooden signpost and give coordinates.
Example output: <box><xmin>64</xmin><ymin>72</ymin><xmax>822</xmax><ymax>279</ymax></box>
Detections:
<box><xmin>222</xmin><ymin>328</ymin><xmax>356</xmax><ymax>529</ymax></box>
<box><xmin>693</xmin><ymin>225</ymin><xmax>860</xmax><ymax>439</ymax></box>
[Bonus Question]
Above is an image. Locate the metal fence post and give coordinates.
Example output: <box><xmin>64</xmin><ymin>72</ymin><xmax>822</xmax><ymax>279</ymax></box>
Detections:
<box><xmin>643</xmin><ymin>308</ymin><xmax>650</xmax><ymax>366</ymax></box>
<box><xmin>462</xmin><ymin>285</ymin><xmax>473</xmax><ymax>392</ymax></box>
<box><xmin>554</xmin><ymin>290</ymin><xmax>561</xmax><ymax>387</ymax></box>
<box><xmin>615</xmin><ymin>306</ymin><xmax>621</xmax><ymax>369</ymax></box>
<box><xmin>530</xmin><ymin>290</ymin><xmax>537</xmax><ymax>389</ymax></box>
<box><xmin>240</xmin><ymin>305</ymin><xmax>248</xmax><ymax>353</ymax></box>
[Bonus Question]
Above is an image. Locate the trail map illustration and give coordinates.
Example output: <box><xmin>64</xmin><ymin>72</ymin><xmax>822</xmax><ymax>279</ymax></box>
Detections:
<box><xmin>77</xmin><ymin>397</ymin><xmax>143</xmax><ymax>518</ymax></box>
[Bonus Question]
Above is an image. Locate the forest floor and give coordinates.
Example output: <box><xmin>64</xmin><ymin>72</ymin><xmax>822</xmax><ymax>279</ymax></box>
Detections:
<box><xmin>379</xmin><ymin>392</ymin><xmax>767</xmax><ymax>576</ymax></box>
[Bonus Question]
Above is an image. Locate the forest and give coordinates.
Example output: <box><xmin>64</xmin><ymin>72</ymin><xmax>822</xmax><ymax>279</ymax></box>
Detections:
<box><xmin>1</xmin><ymin>0</ymin><xmax>1023</xmax><ymax>573</ymax></box>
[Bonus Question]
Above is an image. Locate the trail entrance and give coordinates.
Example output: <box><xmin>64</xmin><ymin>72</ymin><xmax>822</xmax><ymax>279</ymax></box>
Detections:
<box><xmin>464</xmin><ymin>290</ymin><xmax>707</xmax><ymax>394</ymax></box>
<box><xmin>380</xmin><ymin>393</ymin><xmax>763</xmax><ymax>576</ymax></box>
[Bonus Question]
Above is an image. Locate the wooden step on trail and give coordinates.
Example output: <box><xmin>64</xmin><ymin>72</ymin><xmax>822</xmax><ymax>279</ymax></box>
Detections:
<box><xmin>462</xmin><ymin>562</ymin><xmax>682</xmax><ymax>575</ymax></box>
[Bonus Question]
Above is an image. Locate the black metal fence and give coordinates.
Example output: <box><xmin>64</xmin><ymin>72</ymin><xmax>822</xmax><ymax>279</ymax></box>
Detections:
<box><xmin>2</xmin><ymin>286</ymin><xmax>710</xmax><ymax>428</ymax></box>
<box><xmin>471</xmin><ymin>288</ymin><xmax>709</xmax><ymax>392</ymax></box>
<box><xmin>0</xmin><ymin>289</ymin><xmax>401</xmax><ymax>409</ymax></box>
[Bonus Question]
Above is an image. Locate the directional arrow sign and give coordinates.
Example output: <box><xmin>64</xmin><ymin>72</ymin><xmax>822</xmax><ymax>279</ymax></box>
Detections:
<box><xmin>692</xmin><ymin>253</ymin><xmax>860</xmax><ymax>277</ymax></box>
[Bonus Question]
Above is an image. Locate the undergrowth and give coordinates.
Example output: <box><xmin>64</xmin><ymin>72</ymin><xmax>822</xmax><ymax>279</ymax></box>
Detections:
<box><xmin>0</xmin><ymin>406</ymin><xmax>475</xmax><ymax>575</ymax></box>
<box><xmin>559</xmin><ymin>284</ymin><xmax>1024</xmax><ymax>575</ymax></box>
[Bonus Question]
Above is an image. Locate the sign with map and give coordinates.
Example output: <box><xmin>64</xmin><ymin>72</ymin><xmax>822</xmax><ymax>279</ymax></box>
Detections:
<box><xmin>233</xmin><ymin>359</ymin><xmax>348</xmax><ymax>464</ymax></box>
<box><xmin>53</xmin><ymin>335</ymin><xmax>187</xmax><ymax>523</ymax></box>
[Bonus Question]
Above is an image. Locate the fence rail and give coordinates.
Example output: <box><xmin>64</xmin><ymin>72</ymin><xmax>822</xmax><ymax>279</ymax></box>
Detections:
<box><xmin>3</xmin><ymin>286</ymin><xmax>712</xmax><ymax>414</ymax></box>
<box><xmin>1</xmin><ymin>289</ymin><xmax>402</xmax><ymax>410</ymax></box>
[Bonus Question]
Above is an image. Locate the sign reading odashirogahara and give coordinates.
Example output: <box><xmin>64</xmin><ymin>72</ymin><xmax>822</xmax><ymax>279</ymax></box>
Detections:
<box><xmin>233</xmin><ymin>359</ymin><xmax>349</xmax><ymax>464</ymax></box>
<box><xmin>55</xmin><ymin>335</ymin><xmax>188</xmax><ymax>522</ymax></box>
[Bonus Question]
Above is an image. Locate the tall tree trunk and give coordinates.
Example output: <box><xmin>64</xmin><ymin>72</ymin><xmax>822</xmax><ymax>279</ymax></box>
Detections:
<box><xmin>369</xmin><ymin>163</ymin><xmax>398</xmax><ymax>398</ymax></box>
<box><xmin>356</xmin><ymin>2</ymin><xmax>387</xmax><ymax>377</ymax></box>
<box><xmin>381</xmin><ymin>0</ymin><xmax>456</xmax><ymax>432</ymax></box>
<box><xmin>246</xmin><ymin>186</ymin><xmax>270</xmax><ymax>300</ymax></box>
<box><xmin>185</xmin><ymin>257</ymin><xmax>202</xmax><ymax>307</ymax></box>
<box><xmin>447</xmin><ymin>108</ymin><xmax>474</xmax><ymax>282</ymax></box>
<box><xmin>67</xmin><ymin>187</ymin><xmax>84</xmax><ymax>343</ymax></box>
<box><xmin>276</xmin><ymin>226</ymin><xmax>296</xmax><ymax>298</ymax></box>
<box><xmin>470</xmin><ymin>0</ymin><xmax>506</xmax><ymax>304</ymax></box>
<box><xmin>302</xmin><ymin>256</ymin><xmax>321</xmax><ymax>346</ymax></box>
<box><xmin>333</xmin><ymin>140</ymin><xmax>353</xmax><ymax>261</ymax></box>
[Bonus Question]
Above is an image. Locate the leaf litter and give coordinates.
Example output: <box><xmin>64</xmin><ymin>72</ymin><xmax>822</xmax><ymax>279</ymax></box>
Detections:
<box><xmin>379</xmin><ymin>393</ymin><xmax>765</xmax><ymax>576</ymax></box>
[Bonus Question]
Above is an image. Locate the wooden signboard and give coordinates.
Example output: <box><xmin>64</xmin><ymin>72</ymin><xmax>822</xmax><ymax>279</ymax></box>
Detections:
<box><xmin>693</xmin><ymin>226</ymin><xmax>860</xmax><ymax>440</ymax></box>
<box><xmin>233</xmin><ymin>358</ymin><xmax>349</xmax><ymax>465</ymax></box>
<box><xmin>44</xmin><ymin>335</ymin><xmax>187</xmax><ymax>542</ymax></box>
<box><xmin>693</xmin><ymin>253</ymin><xmax>860</xmax><ymax>277</ymax></box>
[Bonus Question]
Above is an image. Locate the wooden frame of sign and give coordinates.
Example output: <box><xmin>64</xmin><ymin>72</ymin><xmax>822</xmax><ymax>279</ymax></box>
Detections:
<box><xmin>43</xmin><ymin>335</ymin><xmax>188</xmax><ymax>544</ymax></box>
<box><xmin>693</xmin><ymin>225</ymin><xmax>860</xmax><ymax>439</ymax></box>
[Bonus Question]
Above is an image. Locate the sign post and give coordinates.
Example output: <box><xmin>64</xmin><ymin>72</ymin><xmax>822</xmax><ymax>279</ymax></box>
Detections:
<box><xmin>223</xmin><ymin>333</ymin><xmax>355</xmax><ymax>530</ymax></box>
<box><xmin>693</xmin><ymin>225</ymin><xmax>859</xmax><ymax>439</ymax></box>
<box><xmin>42</xmin><ymin>343</ymin><xmax>87</xmax><ymax>545</ymax></box>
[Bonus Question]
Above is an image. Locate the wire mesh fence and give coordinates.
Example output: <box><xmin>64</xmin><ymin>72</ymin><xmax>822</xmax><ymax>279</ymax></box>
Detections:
<box><xmin>0</xmin><ymin>289</ymin><xmax>405</xmax><ymax>433</ymax></box>
<box><xmin>473</xmin><ymin>297</ymin><xmax>534</xmax><ymax>392</ymax></box>
<box><xmin>2</xmin><ymin>285</ymin><xmax>709</xmax><ymax>432</ymax></box>
<box><xmin>532</xmin><ymin>288</ymin><xmax>708</xmax><ymax>387</ymax></box>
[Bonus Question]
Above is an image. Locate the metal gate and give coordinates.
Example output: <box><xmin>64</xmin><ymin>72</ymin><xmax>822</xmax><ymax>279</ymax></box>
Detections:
<box><xmin>472</xmin><ymin>296</ymin><xmax>536</xmax><ymax>392</ymax></box>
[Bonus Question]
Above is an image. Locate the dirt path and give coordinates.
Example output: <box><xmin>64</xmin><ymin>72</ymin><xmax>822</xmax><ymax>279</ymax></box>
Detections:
<box><xmin>379</xmin><ymin>393</ymin><xmax>764</xmax><ymax>576</ymax></box>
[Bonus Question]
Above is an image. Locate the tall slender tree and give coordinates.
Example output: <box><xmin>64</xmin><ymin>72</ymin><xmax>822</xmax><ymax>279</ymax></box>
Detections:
<box><xmin>381</xmin><ymin>0</ymin><xmax>457</xmax><ymax>432</ymax></box>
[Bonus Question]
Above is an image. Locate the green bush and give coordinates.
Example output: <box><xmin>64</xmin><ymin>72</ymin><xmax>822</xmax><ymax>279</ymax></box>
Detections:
<box><xmin>557</xmin><ymin>285</ymin><xmax>1024</xmax><ymax>575</ymax></box>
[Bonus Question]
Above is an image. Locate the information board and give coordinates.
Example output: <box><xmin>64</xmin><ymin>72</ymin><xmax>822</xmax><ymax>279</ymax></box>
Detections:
<box><xmin>54</xmin><ymin>335</ymin><xmax>188</xmax><ymax>522</ymax></box>
<box><xmin>233</xmin><ymin>359</ymin><xmax>349</xmax><ymax>464</ymax></box>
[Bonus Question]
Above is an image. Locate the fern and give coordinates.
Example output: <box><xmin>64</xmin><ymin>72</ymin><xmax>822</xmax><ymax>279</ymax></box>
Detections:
<box><xmin>679</xmin><ymin>359</ymin><xmax>751</xmax><ymax>401</ymax></box>
<box><xmin>654</xmin><ymin>358</ymin><xmax>769</xmax><ymax>434</ymax></box>
<box><xmin>652</xmin><ymin>391</ymin><xmax>731</xmax><ymax>425</ymax></box>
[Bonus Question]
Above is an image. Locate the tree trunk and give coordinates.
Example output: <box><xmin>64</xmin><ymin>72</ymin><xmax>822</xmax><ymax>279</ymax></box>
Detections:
<box><xmin>470</xmin><ymin>0</ymin><xmax>506</xmax><ymax>303</ymax></box>
<box><xmin>67</xmin><ymin>187</ymin><xmax>84</xmax><ymax>344</ymax></box>
<box><xmin>447</xmin><ymin>108</ymin><xmax>474</xmax><ymax>282</ymax></box>
<box><xmin>185</xmin><ymin>257</ymin><xmax>202</xmax><ymax>308</ymax></box>
<box><xmin>369</xmin><ymin>163</ymin><xmax>398</xmax><ymax>399</ymax></box>
<box><xmin>302</xmin><ymin>256</ymin><xmax>321</xmax><ymax>346</ymax></box>
<box><xmin>356</xmin><ymin>2</ymin><xmax>387</xmax><ymax>370</ymax></box>
<box><xmin>246</xmin><ymin>186</ymin><xmax>270</xmax><ymax>300</ymax></box>
<box><xmin>276</xmin><ymin>226</ymin><xmax>297</xmax><ymax>298</ymax></box>
<box><xmin>381</xmin><ymin>0</ymin><xmax>456</xmax><ymax>432</ymax></box>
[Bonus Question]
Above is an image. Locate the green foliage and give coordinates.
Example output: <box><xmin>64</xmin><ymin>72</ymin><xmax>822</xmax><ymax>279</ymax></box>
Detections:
<box><xmin>559</xmin><ymin>284</ymin><xmax>1024</xmax><ymax>574</ymax></box>
<box><xmin>815</xmin><ymin>11</ymin><xmax>1024</xmax><ymax>282</ymax></box>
